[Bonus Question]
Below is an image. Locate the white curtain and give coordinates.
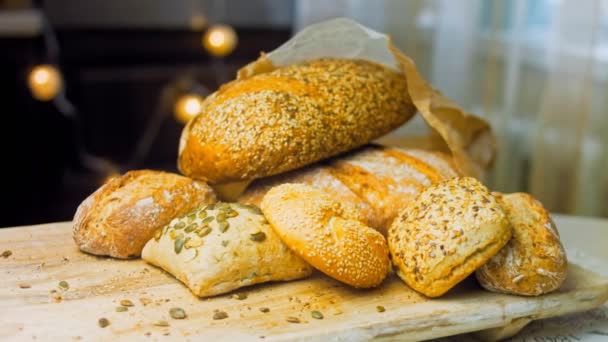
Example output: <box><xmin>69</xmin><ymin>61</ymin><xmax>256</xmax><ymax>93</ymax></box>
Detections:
<box><xmin>294</xmin><ymin>0</ymin><xmax>608</xmax><ymax>217</ymax></box>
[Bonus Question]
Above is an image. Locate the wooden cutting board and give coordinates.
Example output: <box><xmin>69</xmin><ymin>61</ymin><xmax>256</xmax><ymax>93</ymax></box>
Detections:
<box><xmin>1</xmin><ymin>222</ymin><xmax>607</xmax><ymax>341</ymax></box>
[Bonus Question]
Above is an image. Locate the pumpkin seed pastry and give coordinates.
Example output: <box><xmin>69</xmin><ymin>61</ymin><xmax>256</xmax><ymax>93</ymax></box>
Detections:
<box><xmin>141</xmin><ymin>202</ymin><xmax>312</xmax><ymax>297</ymax></box>
<box><xmin>261</xmin><ymin>183</ymin><xmax>390</xmax><ymax>288</ymax></box>
<box><xmin>388</xmin><ymin>177</ymin><xmax>511</xmax><ymax>298</ymax></box>
<box><xmin>476</xmin><ymin>192</ymin><xmax>567</xmax><ymax>296</ymax></box>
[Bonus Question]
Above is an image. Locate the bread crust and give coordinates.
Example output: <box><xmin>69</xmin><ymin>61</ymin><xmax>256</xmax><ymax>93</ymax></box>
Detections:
<box><xmin>178</xmin><ymin>58</ymin><xmax>416</xmax><ymax>183</ymax></box>
<box><xmin>73</xmin><ymin>170</ymin><xmax>216</xmax><ymax>259</ymax></box>
<box><xmin>261</xmin><ymin>183</ymin><xmax>390</xmax><ymax>288</ymax></box>
<box><xmin>476</xmin><ymin>192</ymin><xmax>568</xmax><ymax>296</ymax></box>
<box><xmin>239</xmin><ymin>145</ymin><xmax>460</xmax><ymax>234</ymax></box>
<box><xmin>142</xmin><ymin>202</ymin><xmax>312</xmax><ymax>297</ymax></box>
<box><xmin>388</xmin><ymin>177</ymin><xmax>511</xmax><ymax>297</ymax></box>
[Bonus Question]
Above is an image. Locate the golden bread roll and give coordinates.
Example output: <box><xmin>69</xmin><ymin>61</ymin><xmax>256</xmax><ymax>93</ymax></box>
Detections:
<box><xmin>476</xmin><ymin>192</ymin><xmax>568</xmax><ymax>296</ymax></box>
<box><xmin>388</xmin><ymin>177</ymin><xmax>511</xmax><ymax>297</ymax></box>
<box><xmin>240</xmin><ymin>145</ymin><xmax>460</xmax><ymax>234</ymax></box>
<box><xmin>261</xmin><ymin>183</ymin><xmax>390</xmax><ymax>288</ymax></box>
<box><xmin>178</xmin><ymin>58</ymin><xmax>416</xmax><ymax>184</ymax></box>
<box><xmin>142</xmin><ymin>202</ymin><xmax>312</xmax><ymax>297</ymax></box>
<box><xmin>73</xmin><ymin>170</ymin><xmax>216</xmax><ymax>259</ymax></box>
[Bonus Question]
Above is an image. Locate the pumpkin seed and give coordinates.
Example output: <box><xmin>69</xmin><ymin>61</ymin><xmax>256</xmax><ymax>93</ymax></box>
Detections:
<box><xmin>116</xmin><ymin>306</ymin><xmax>128</xmax><ymax>312</ymax></box>
<box><xmin>184</xmin><ymin>224</ymin><xmax>197</xmax><ymax>233</ymax></box>
<box><xmin>202</xmin><ymin>216</ymin><xmax>214</xmax><ymax>224</ymax></box>
<box><xmin>249</xmin><ymin>232</ymin><xmax>266</xmax><ymax>242</ymax></box>
<box><xmin>120</xmin><ymin>299</ymin><xmax>134</xmax><ymax>307</ymax></box>
<box><xmin>212</xmin><ymin>311</ymin><xmax>228</xmax><ymax>320</ymax></box>
<box><xmin>169</xmin><ymin>307</ymin><xmax>186</xmax><ymax>319</ymax></box>
<box><xmin>153</xmin><ymin>320</ymin><xmax>169</xmax><ymax>327</ymax></box>
<box><xmin>1</xmin><ymin>250</ymin><xmax>12</xmax><ymax>258</ymax></box>
<box><xmin>219</xmin><ymin>221</ymin><xmax>229</xmax><ymax>233</ymax></box>
<box><xmin>185</xmin><ymin>237</ymin><xmax>203</xmax><ymax>249</ymax></box>
<box><xmin>286</xmin><ymin>317</ymin><xmax>300</xmax><ymax>324</ymax></box>
<box><xmin>198</xmin><ymin>210</ymin><xmax>207</xmax><ymax>218</ymax></box>
<box><xmin>376</xmin><ymin>305</ymin><xmax>385</xmax><ymax>313</ymax></box>
<box><xmin>226</xmin><ymin>210</ymin><xmax>239</xmax><ymax>217</ymax></box>
<box><xmin>221</xmin><ymin>240</ymin><xmax>229</xmax><ymax>247</ymax></box>
<box><xmin>311</xmin><ymin>311</ymin><xmax>324</xmax><ymax>320</ymax></box>
<box><xmin>216</xmin><ymin>212</ymin><xmax>227</xmax><ymax>222</ymax></box>
<box><xmin>197</xmin><ymin>227</ymin><xmax>212</xmax><ymax>238</ymax></box>
<box><xmin>58</xmin><ymin>281</ymin><xmax>69</xmax><ymax>290</ymax></box>
<box><xmin>98</xmin><ymin>318</ymin><xmax>110</xmax><ymax>328</ymax></box>
<box><xmin>175</xmin><ymin>222</ymin><xmax>186</xmax><ymax>229</ymax></box>
<box><xmin>233</xmin><ymin>293</ymin><xmax>247</xmax><ymax>300</ymax></box>
<box><xmin>187</xmin><ymin>213</ymin><xmax>196</xmax><ymax>222</ymax></box>
<box><xmin>169</xmin><ymin>229</ymin><xmax>178</xmax><ymax>240</ymax></box>
<box><xmin>205</xmin><ymin>203</ymin><xmax>216</xmax><ymax>210</ymax></box>
<box><xmin>174</xmin><ymin>235</ymin><xmax>186</xmax><ymax>254</ymax></box>
<box><xmin>259</xmin><ymin>307</ymin><xmax>270</xmax><ymax>313</ymax></box>
<box><xmin>154</xmin><ymin>229</ymin><xmax>162</xmax><ymax>241</ymax></box>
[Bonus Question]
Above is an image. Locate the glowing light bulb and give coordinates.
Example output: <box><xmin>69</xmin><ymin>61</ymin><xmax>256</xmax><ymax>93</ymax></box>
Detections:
<box><xmin>203</xmin><ymin>25</ymin><xmax>237</xmax><ymax>57</ymax></box>
<box><xmin>174</xmin><ymin>94</ymin><xmax>204</xmax><ymax>124</ymax></box>
<box><xmin>28</xmin><ymin>64</ymin><xmax>63</xmax><ymax>101</ymax></box>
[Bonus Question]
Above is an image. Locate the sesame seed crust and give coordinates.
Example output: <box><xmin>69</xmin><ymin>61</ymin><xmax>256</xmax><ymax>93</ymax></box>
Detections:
<box><xmin>178</xmin><ymin>58</ymin><xmax>416</xmax><ymax>183</ymax></box>
<box><xmin>387</xmin><ymin>177</ymin><xmax>511</xmax><ymax>297</ymax></box>
<box><xmin>260</xmin><ymin>183</ymin><xmax>390</xmax><ymax>288</ymax></box>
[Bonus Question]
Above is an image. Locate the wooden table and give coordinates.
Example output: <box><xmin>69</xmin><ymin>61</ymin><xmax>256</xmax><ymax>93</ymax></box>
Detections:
<box><xmin>1</xmin><ymin>215</ymin><xmax>607</xmax><ymax>341</ymax></box>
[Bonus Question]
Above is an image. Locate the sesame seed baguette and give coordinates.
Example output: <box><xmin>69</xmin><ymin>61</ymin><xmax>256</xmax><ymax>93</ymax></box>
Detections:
<box><xmin>260</xmin><ymin>183</ymin><xmax>390</xmax><ymax>288</ymax></box>
<box><xmin>239</xmin><ymin>145</ymin><xmax>460</xmax><ymax>234</ymax></box>
<box><xmin>178</xmin><ymin>58</ymin><xmax>417</xmax><ymax>184</ymax></box>
<box><xmin>73</xmin><ymin>170</ymin><xmax>217</xmax><ymax>259</ymax></box>
<box><xmin>476</xmin><ymin>192</ymin><xmax>567</xmax><ymax>296</ymax></box>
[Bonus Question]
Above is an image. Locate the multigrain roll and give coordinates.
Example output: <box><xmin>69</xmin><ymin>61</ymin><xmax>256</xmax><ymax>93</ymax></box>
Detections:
<box><xmin>388</xmin><ymin>177</ymin><xmax>511</xmax><ymax>297</ymax></box>
<box><xmin>240</xmin><ymin>145</ymin><xmax>460</xmax><ymax>234</ymax></box>
<box><xmin>73</xmin><ymin>170</ymin><xmax>216</xmax><ymax>259</ymax></box>
<box><xmin>178</xmin><ymin>59</ymin><xmax>417</xmax><ymax>184</ymax></box>
<box><xmin>261</xmin><ymin>183</ymin><xmax>390</xmax><ymax>288</ymax></box>
<box><xmin>476</xmin><ymin>192</ymin><xmax>568</xmax><ymax>296</ymax></box>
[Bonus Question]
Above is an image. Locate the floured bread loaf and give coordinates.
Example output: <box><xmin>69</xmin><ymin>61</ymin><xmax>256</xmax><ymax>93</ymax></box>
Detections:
<box><xmin>73</xmin><ymin>170</ymin><xmax>216</xmax><ymax>259</ymax></box>
<box><xmin>476</xmin><ymin>192</ymin><xmax>568</xmax><ymax>296</ymax></box>
<box><xmin>141</xmin><ymin>202</ymin><xmax>312</xmax><ymax>297</ymax></box>
<box><xmin>261</xmin><ymin>183</ymin><xmax>390</xmax><ymax>288</ymax></box>
<box><xmin>240</xmin><ymin>145</ymin><xmax>460</xmax><ymax>234</ymax></box>
<box><xmin>388</xmin><ymin>177</ymin><xmax>511</xmax><ymax>297</ymax></box>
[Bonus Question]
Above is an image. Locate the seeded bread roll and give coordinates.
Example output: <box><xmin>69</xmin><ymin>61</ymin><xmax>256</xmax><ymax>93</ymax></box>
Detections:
<box><xmin>388</xmin><ymin>177</ymin><xmax>511</xmax><ymax>297</ymax></box>
<box><xmin>178</xmin><ymin>58</ymin><xmax>416</xmax><ymax>184</ymax></box>
<box><xmin>73</xmin><ymin>170</ymin><xmax>216</xmax><ymax>259</ymax></box>
<box><xmin>261</xmin><ymin>183</ymin><xmax>390</xmax><ymax>288</ymax></box>
<box><xmin>476</xmin><ymin>192</ymin><xmax>568</xmax><ymax>296</ymax></box>
<box><xmin>239</xmin><ymin>145</ymin><xmax>460</xmax><ymax>234</ymax></box>
<box><xmin>142</xmin><ymin>202</ymin><xmax>312</xmax><ymax>297</ymax></box>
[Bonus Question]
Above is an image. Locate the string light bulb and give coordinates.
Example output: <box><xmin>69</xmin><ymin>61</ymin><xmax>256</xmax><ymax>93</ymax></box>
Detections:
<box><xmin>28</xmin><ymin>64</ymin><xmax>63</xmax><ymax>101</ymax></box>
<box><xmin>174</xmin><ymin>94</ymin><xmax>204</xmax><ymax>124</ymax></box>
<box><xmin>203</xmin><ymin>24</ymin><xmax>237</xmax><ymax>57</ymax></box>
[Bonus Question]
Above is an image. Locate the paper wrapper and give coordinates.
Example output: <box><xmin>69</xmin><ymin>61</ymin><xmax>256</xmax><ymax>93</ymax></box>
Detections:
<box><xmin>238</xmin><ymin>18</ymin><xmax>496</xmax><ymax>179</ymax></box>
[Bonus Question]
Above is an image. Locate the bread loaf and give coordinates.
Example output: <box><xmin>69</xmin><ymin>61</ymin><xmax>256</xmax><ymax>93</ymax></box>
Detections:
<box><xmin>240</xmin><ymin>145</ymin><xmax>460</xmax><ymax>234</ymax></box>
<box><xmin>142</xmin><ymin>202</ymin><xmax>312</xmax><ymax>297</ymax></box>
<box><xmin>388</xmin><ymin>177</ymin><xmax>512</xmax><ymax>297</ymax></box>
<box><xmin>178</xmin><ymin>59</ymin><xmax>417</xmax><ymax>184</ymax></box>
<box><xmin>476</xmin><ymin>192</ymin><xmax>568</xmax><ymax>296</ymax></box>
<box><xmin>73</xmin><ymin>170</ymin><xmax>216</xmax><ymax>259</ymax></box>
<box><xmin>261</xmin><ymin>184</ymin><xmax>389</xmax><ymax>288</ymax></box>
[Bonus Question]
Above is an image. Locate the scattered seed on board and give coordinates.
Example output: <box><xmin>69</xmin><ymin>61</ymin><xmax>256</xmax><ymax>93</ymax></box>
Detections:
<box><xmin>233</xmin><ymin>293</ymin><xmax>248</xmax><ymax>300</ymax></box>
<box><xmin>98</xmin><ymin>318</ymin><xmax>110</xmax><ymax>328</ymax></box>
<box><xmin>153</xmin><ymin>320</ymin><xmax>169</xmax><ymax>327</ymax></box>
<box><xmin>120</xmin><ymin>299</ymin><xmax>134</xmax><ymax>307</ymax></box>
<box><xmin>58</xmin><ymin>281</ymin><xmax>69</xmax><ymax>290</ymax></box>
<box><xmin>213</xmin><ymin>311</ymin><xmax>228</xmax><ymax>320</ymax></box>
<box><xmin>259</xmin><ymin>307</ymin><xmax>270</xmax><ymax>313</ymax></box>
<box><xmin>169</xmin><ymin>307</ymin><xmax>187</xmax><ymax>319</ymax></box>
<box><xmin>286</xmin><ymin>317</ymin><xmax>301</xmax><ymax>323</ymax></box>
<box><xmin>249</xmin><ymin>232</ymin><xmax>266</xmax><ymax>242</ymax></box>
<box><xmin>311</xmin><ymin>311</ymin><xmax>324</xmax><ymax>319</ymax></box>
<box><xmin>2</xmin><ymin>250</ymin><xmax>12</xmax><ymax>258</ymax></box>
<box><xmin>376</xmin><ymin>305</ymin><xmax>386</xmax><ymax>312</ymax></box>
<box><xmin>116</xmin><ymin>306</ymin><xmax>128</xmax><ymax>312</ymax></box>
